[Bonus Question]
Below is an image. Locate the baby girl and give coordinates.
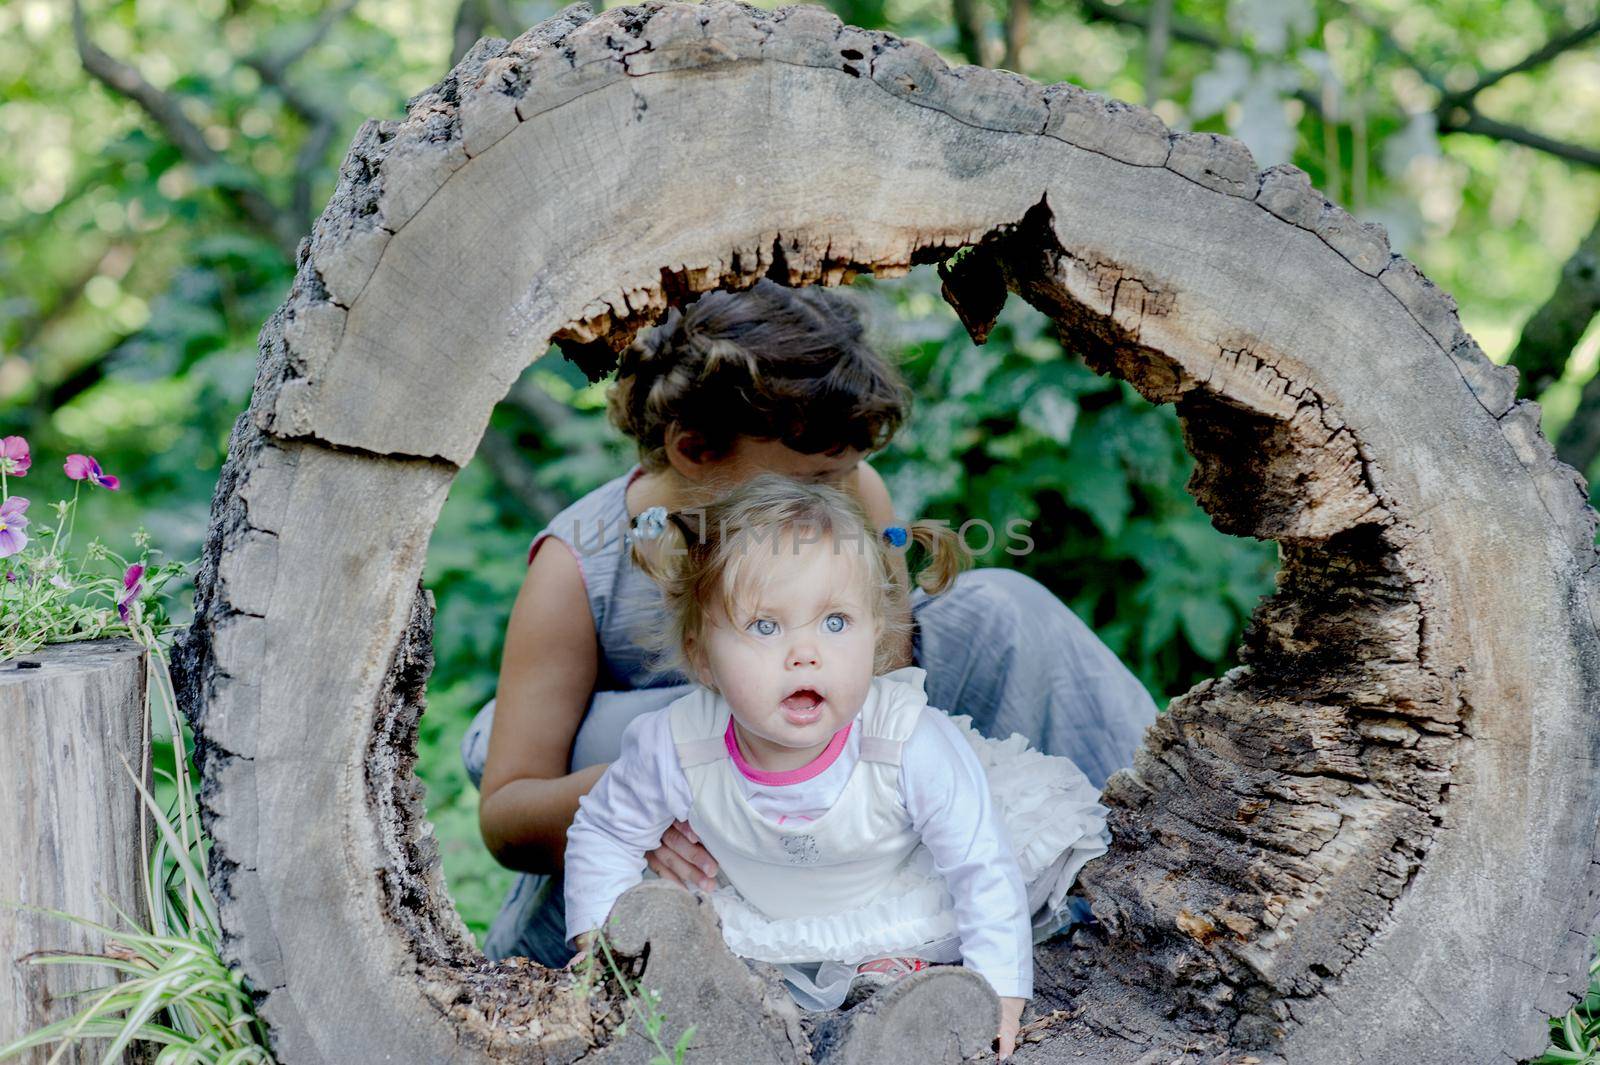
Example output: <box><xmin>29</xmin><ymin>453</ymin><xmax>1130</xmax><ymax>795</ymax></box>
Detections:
<box><xmin>563</xmin><ymin>474</ymin><xmax>1110</xmax><ymax>1058</ymax></box>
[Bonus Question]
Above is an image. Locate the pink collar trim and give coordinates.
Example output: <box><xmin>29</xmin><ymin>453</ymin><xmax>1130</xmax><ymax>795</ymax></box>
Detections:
<box><xmin>725</xmin><ymin>718</ymin><xmax>853</xmax><ymax>785</ymax></box>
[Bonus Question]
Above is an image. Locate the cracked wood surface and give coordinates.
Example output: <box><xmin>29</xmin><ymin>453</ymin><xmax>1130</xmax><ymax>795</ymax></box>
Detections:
<box><xmin>169</xmin><ymin>2</ymin><xmax>1600</xmax><ymax>1062</ymax></box>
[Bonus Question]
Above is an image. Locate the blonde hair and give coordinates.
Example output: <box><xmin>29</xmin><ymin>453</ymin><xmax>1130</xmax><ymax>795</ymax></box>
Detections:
<box><xmin>633</xmin><ymin>474</ymin><xmax>969</xmax><ymax>681</ymax></box>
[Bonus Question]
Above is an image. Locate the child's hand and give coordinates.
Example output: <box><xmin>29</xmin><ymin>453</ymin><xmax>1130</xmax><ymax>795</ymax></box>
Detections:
<box><xmin>997</xmin><ymin>996</ymin><xmax>1025</xmax><ymax>1060</ymax></box>
<box><xmin>568</xmin><ymin>930</ymin><xmax>597</xmax><ymax>968</ymax></box>
<box><xmin>646</xmin><ymin>819</ymin><xmax>719</xmax><ymax>891</ymax></box>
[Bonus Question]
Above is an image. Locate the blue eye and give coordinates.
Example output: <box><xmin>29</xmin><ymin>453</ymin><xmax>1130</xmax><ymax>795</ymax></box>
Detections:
<box><xmin>823</xmin><ymin>613</ymin><xmax>849</xmax><ymax>634</ymax></box>
<box><xmin>748</xmin><ymin>618</ymin><xmax>778</xmax><ymax>636</ymax></box>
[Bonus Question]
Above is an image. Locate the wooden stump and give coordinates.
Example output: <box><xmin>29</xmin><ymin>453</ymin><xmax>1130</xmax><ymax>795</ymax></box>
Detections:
<box><xmin>171</xmin><ymin>2</ymin><xmax>1600</xmax><ymax>1062</ymax></box>
<box><xmin>0</xmin><ymin>639</ymin><xmax>149</xmax><ymax>1064</ymax></box>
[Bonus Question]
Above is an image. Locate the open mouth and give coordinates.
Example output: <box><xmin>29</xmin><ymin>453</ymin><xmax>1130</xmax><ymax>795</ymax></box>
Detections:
<box><xmin>780</xmin><ymin>687</ymin><xmax>825</xmax><ymax>724</ymax></box>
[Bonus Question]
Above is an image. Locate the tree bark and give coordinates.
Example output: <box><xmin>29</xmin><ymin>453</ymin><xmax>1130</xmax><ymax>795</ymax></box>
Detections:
<box><xmin>172</xmin><ymin>5</ymin><xmax>1600</xmax><ymax>1062</ymax></box>
<box><xmin>0</xmin><ymin>639</ymin><xmax>149</xmax><ymax>1064</ymax></box>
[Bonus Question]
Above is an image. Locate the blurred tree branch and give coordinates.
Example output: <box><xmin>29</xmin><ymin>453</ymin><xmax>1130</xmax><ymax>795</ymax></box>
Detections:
<box><xmin>64</xmin><ymin>0</ymin><xmax>570</xmax><ymax>525</ymax></box>
<box><xmin>245</xmin><ymin>0</ymin><xmax>360</xmax><ymax>228</ymax></box>
<box><xmin>1442</xmin><ymin>111</ymin><xmax>1600</xmax><ymax>168</ymax></box>
<box><xmin>1331</xmin><ymin>6</ymin><xmax>1600</xmax><ymax>399</ymax></box>
<box><xmin>453</xmin><ymin>0</ymin><xmax>494</xmax><ymax>66</ymax></box>
<box><xmin>1143</xmin><ymin>0</ymin><xmax>1172</xmax><ymax>107</ymax></box>
<box><xmin>1340</xmin><ymin>1</ymin><xmax>1600</xmax><ymax>167</ymax></box>
<box><xmin>1523</xmin><ymin>214</ymin><xmax>1600</xmax><ymax>473</ymax></box>
<box><xmin>502</xmin><ymin>373</ymin><xmax>609</xmax><ymax>474</ymax></box>
<box><xmin>476</xmin><ymin>425</ymin><xmax>567</xmax><ymax>522</ymax></box>
<box><xmin>7</xmin><ymin>254</ymin><xmax>106</xmax><ymax>359</ymax></box>
<box><xmin>950</xmin><ymin>0</ymin><xmax>990</xmax><ymax>66</ymax></box>
<box><xmin>1078</xmin><ymin>0</ymin><xmax>1600</xmax><ymax>170</ymax></box>
<box><xmin>248</xmin><ymin>0</ymin><xmax>361</xmax><ymax>82</ymax></box>
<box><xmin>72</xmin><ymin>0</ymin><xmax>364</xmax><ymax>254</ymax></box>
<box><xmin>452</xmin><ymin>0</ymin><xmax>527</xmax><ymax>66</ymax></box>
<box><xmin>1556</xmin><ymin>372</ymin><xmax>1600</xmax><ymax>477</ymax></box>
<box><xmin>5</xmin><ymin>244</ymin><xmax>140</xmax><ymax>434</ymax></box>
<box><xmin>475</xmin><ymin>373</ymin><xmax>611</xmax><ymax>523</ymax></box>
<box><xmin>1439</xmin><ymin>15</ymin><xmax>1600</xmax><ymax>115</ymax></box>
<box><xmin>1511</xmin><ymin>213</ymin><xmax>1600</xmax><ymax>397</ymax></box>
<box><xmin>1077</xmin><ymin>0</ymin><xmax>1224</xmax><ymax>51</ymax></box>
<box><xmin>70</xmin><ymin>0</ymin><xmax>302</xmax><ymax>258</ymax></box>
<box><xmin>1002</xmin><ymin>0</ymin><xmax>1031</xmax><ymax>73</ymax></box>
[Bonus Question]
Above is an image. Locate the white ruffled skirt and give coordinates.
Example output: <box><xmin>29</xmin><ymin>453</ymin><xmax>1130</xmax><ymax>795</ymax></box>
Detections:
<box><xmin>705</xmin><ymin>715</ymin><xmax>1111</xmax><ymax>1011</ymax></box>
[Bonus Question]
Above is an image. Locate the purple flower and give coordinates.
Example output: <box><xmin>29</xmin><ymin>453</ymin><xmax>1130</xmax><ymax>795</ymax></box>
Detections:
<box><xmin>0</xmin><ymin>436</ymin><xmax>31</xmax><ymax>477</ymax></box>
<box><xmin>0</xmin><ymin>496</ymin><xmax>29</xmax><ymax>558</ymax></box>
<box><xmin>64</xmin><ymin>454</ymin><xmax>120</xmax><ymax>490</ymax></box>
<box><xmin>117</xmin><ymin>563</ymin><xmax>144</xmax><ymax>622</ymax></box>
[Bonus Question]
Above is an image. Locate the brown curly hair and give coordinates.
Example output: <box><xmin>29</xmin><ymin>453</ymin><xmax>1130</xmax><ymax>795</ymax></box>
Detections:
<box><xmin>606</xmin><ymin>280</ymin><xmax>912</xmax><ymax>470</ymax></box>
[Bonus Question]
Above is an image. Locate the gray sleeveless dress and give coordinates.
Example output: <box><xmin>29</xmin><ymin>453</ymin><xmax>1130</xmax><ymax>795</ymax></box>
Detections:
<box><xmin>460</xmin><ymin>465</ymin><xmax>1158</xmax><ymax>965</ymax></box>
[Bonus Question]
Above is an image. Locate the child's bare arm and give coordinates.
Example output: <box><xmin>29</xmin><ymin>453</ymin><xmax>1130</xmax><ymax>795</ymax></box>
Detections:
<box><xmin>565</xmin><ymin>710</ymin><xmax>694</xmax><ymax>942</ymax></box>
<box><xmin>855</xmin><ymin>461</ymin><xmax>914</xmax><ymax>668</ymax></box>
<box><xmin>478</xmin><ymin>540</ymin><xmax>605</xmax><ymax>874</ymax></box>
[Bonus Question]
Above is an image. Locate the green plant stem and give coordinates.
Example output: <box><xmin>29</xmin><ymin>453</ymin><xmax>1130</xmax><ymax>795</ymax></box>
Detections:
<box><xmin>61</xmin><ymin>482</ymin><xmax>80</xmax><ymax>559</ymax></box>
<box><xmin>591</xmin><ymin>932</ymin><xmax>691</xmax><ymax>1065</ymax></box>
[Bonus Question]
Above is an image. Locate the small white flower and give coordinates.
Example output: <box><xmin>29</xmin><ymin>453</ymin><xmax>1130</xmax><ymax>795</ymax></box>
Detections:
<box><xmin>49</xmin><ymin>574</ymin><xmax>72</xmax><ymax>591</ymax></box>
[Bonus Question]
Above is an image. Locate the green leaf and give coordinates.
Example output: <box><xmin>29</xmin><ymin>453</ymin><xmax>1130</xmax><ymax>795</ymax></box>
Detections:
<box><xmin>1179</xmin><ymin>597</ymin><xmax>1235</xmax><ymax>661</ymax></box>
<box><xmin>1140</xmin><ymin>596</ymin><xmax>1181</xmax><ymax>657</ymax></box>
<box><xmin>1062</xmin><ymin>452</ymin><xmax>1132</xmax><ymax>538</ymax></box>
<box><xmin>1020</xmin><ymin>388</ymin><xmax>1078</xmax><ymax>444</ymax></box>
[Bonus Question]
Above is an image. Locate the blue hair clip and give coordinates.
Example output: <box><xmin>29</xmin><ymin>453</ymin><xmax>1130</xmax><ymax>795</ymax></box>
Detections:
<box><xmin>882</xmin><ymin>525</ymin><xmax>909</xmax><ymax>549</ymax></box>
<box><xmin>629</xmin><ymin>505</ymin><xmax>701</xmax><ymax>546</ymax></box>
<box><xmin>629</xmin><ymin>505</ymin><xmax>670</xmax><ymax>543</ymax></box>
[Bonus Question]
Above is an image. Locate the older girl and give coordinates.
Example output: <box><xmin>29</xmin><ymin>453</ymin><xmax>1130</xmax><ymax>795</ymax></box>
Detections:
<box><xmin>566</xmin><ymin>475</ymin><xmax>1110</xmax><ymax>1057</ymax></box>
<box><xmin>466</xmin><ymin>279</ymin><xmax>1156</xmax><ymax>968</ymax></box>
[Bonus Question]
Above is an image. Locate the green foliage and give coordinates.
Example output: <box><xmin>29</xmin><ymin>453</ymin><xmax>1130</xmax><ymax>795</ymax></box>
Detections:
<box><xmin>855</xmin><ymin>270</ymin><xmax>1279</xmax><ymax>700</ymax></box>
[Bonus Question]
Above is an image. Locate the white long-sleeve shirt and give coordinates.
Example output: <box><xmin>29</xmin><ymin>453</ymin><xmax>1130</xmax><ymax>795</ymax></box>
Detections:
<box><xmin>565</xmin><ymin>700</ymin><xmax>1034</xmax><ymax>999</ymax></box>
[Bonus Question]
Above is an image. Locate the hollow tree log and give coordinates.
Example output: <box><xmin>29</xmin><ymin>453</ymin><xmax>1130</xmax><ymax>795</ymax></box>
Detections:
<box><xmin>170</xmin><ymin>2</ymin><xmax>1600</xmax><ymax>1061</ymax></box>
<box><xmin>0</xmin><ymin>639</ymin><xmax>149</xmax><ymax>1064</ymax></box>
